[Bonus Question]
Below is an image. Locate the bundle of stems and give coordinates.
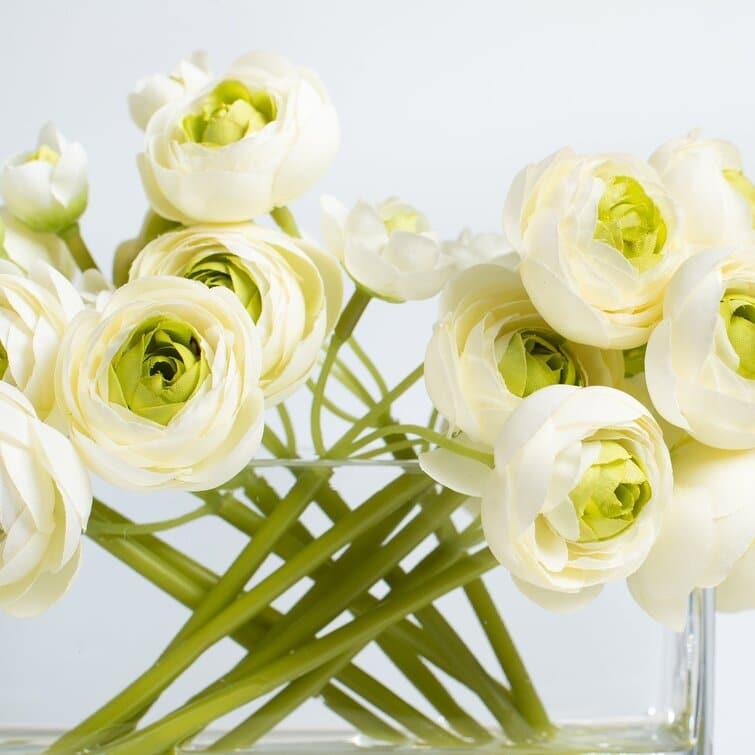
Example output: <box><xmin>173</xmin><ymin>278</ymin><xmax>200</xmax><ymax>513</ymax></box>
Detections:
<box><xmin>47</xmin><ymin>216</ymin><xmax>552</xmax><ymax>754</ymax></box>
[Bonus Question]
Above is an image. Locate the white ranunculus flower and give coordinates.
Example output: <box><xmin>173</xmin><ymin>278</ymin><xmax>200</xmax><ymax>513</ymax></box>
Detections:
<box><xmin>423</xmin><ymin>262</ymin><xmax>623</xmax><ymax>452</ymax></box>
<box><xmin>423</xmin><ymin>385</ymin><xmax>672</xmax><ymax>610</ymax></box>
<box><xmin>0</xmin><ymin>207</ymin><xmax>77</xmax><ymax>279</ymax></box>
<box><xmin>0</xmin><ymin>260</ymin><xmax>83</xmax><ymax>419</ymax></box>
<box><xmin>650</xmin><ymin>131</ymin><xmax>755</xmax><ymax>249</ymax></box>
<box><xmin>128</xmin><ymin>51</ymin><xmax>212</xmax><ymax>130</ymax></box>
<box><xmin>129</xmin><ymin>223</ymin><xmax>343</xmax><ymax>404</ymax></box>
<box><xmin>138</xmin><ymin>52</ymin><xmax>339</xmax><ymax>224</ymax></box>
<box><xmin>628</xmin><ymin>441</ymin><xmax>755</xmax><ymax>629</ymax></box>
<box><xmin>0</xmin><ymin>382</ymin><xmax>91</xmax><ymax>617</ymax></box>
<box><xmin>503</xmin><ymin>149</ymin><xmax>685</xmax><ymax>349</ymax></box>
<box><xmin>645</xmin><ymin>247</ymin><xmax>755</xmax><ymax>450</ymax></box>
<box><xmin>1</xmin><ymin>124</ymin><xmax>88</xmax><ymax>233</ymax></box>
<box><xmin>55</xmin><ymin>277</ymin><xmax>265</xmax><ymax>491</ymax></box>
<box><xmin>321</xmin><ymin>195</ymin><xmax>453</xmax><ymax>301</ymax></box>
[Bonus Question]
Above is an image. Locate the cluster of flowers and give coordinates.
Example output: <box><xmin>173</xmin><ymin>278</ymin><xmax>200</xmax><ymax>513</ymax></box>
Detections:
<box><xmin>1</xmin><ymin>47</ymin><xmax>753</xmax><ymax>637</ymax></box>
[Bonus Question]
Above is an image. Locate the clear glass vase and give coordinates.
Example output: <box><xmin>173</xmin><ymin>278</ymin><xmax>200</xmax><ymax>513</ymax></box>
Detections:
<box><xmin>0</xmin><ymin>460</ymin><xmax>712</xmax><ymax>754</ymax></box>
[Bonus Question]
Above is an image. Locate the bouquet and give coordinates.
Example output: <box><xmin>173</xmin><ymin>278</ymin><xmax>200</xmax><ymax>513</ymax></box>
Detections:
<box><xmin>0</xmin><ymin>49</ymin><xmax>751</xmax><ymax>753</ymax></box>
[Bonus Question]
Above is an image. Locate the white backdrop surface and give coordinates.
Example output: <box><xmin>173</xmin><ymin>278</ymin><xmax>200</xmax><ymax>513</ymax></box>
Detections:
<box><xmin>0</xmin><ymin>1</ymin><xmax>753</xmax><ymax>751</ymax></box>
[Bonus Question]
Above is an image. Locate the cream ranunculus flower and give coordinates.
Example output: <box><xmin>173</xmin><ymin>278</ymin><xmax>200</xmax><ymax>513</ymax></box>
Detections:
<box><xmin>650</xmin><ymin>131</ymin><xmax>755</xmax><ymax>248</ymax></box>
<box><xmin>138</xmin><ymin>52</ymin><xmax>339</xmax><ymax>224</ymax></box>
<box><xmin>55</xmin><ymin>277</ymin><xmax>265</xmax><ymax>491</ymax></box>
<box><xmin>423</xmin><ymin>386</ymin><xmax>672</xmax><ymax>610</ymax></box>
<box><xmin>423</xmin><ymin>262</ymin><xmax>624</xmax><ymax>452</ymax></box>
<box><xmin>645</xmin><ymin>247</ymin><xmax>755</xmax><ymax>449</ymax></box>
<box><xmin>628</xmin><ymin>441</ymin><xmax>755</xmax><ymax>629</ymax></box>
<box><xmin>128</xmin><ymin>51</ymin><xmax>212</xmax><ymax>130</ymax></box>
<box><xmin>503</xmin><ymin>149</ymin><xmax>685</xmax><ymax>349</ymax></box>
<box><xmin>1</xmin><ymin>124</ymin><xmax>88</xmax><ymax>233</ymax></box>
<box><xmin>0</xmin><ymin>382</ymin><xmax>91</xmax><ymax>617</ymax></box>
<box><xmin>128</xmin><ymin>223</ymin><xmax>343</xmax><ymax>404</ymax></box>
<box><xmin>321</xmin><ymin>195</ymin><xmax>453</xmax><ymax>301</ymax></box>
<box><xmin>0</xmin><ymin>260</ymin><xmax>83</xmax><ymax>419</ymax></box>
<box><xmin>0</xmin><ymin>207</ymin><xmax>77</xmax><ymax>279</ymax></box>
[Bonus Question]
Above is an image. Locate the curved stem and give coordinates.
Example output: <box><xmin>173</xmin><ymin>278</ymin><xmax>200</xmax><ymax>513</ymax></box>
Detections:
<box><xmin>348</xmin><ymin>336</ymin><xmax>389</xmax><ymax>396</ymax></box>
<box><xmin>305</xmin><ymin>381</ymin><xmax>361</xmax><ymax>424</ymax></box>
<box><xmin>310</xmin><ymin>290</ymin><xmax>371</xmax><ymax>456</ymax></box>
<box><xmin>333</xmin><ymin>357</ymin><xmax>378</xmax><ymax>406</ymax></box>
<box><xmin>275</xmin><ymin>403</ymin><xmax>297</xmax><ymax>456</ymax></box>
<box><xmin>351</xmin><ymin>438</ymin><xmax>428</xmax><ymax>460</ymax></box>
<box><xmin>270</xmin><ymin>206</ymin><xmax>301</xmax><ymax>238</ymax></box>
<box><xmin>59</xmin><ymin>222</ymin><xmax>99</xmax><ymax>272</ymax></box>
<box><xmin>328</xmin><ymin>364</ymin><xmax>424</xmax><ymax>458</ymax></box>
<box><xmin>347</xmin><ymin>423</ymin><xmax>493</xmax><ymax>466</ymax></box>
<box><xmin>85</xmin><ymin>502</ymin><xmax>218</xmax><ymax>537</ymax></box>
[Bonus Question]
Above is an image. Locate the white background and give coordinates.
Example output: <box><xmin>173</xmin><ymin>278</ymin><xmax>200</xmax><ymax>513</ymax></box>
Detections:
<box><xmin>0</xmin><ymin>1</ymin><xmax>753</xmax><ymax>751</ymax></box>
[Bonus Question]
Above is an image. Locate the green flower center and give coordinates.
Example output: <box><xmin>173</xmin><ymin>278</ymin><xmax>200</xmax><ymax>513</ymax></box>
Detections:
<box><xmin>383</xmin><ymin>209</ymin><xmax>420</xmax><ymax>234</ymax></box>
<box><xmin>720</xmin><ymin>290</ymin><xmax>755</xmax><ymax>377</ymax></box>
<box><xmin>623</xmin><ymin>344</ymin><xmax>647</xmax><ymax>379</ymax></box>
<box><xmin>594</xmin><ymin>175</ymin><xmax>667</xmax><ymax>272</ymax></box>
<box><xmin>498</xmin><ymin>329</ymin><xmax>586</xmax><ymax>398</ymax></box>
<box><xmin>723</xmin><ymin>169</ymin><xmax>755</xmax><ymax>227</ymax></box>
<box><xmin>108</xmin><ymin>315</ymin><xmax>210</xmax><ymax>426</ymax></box>
<box><xmin>569</xmin><ymin>440</ymin><xmax>651</xmax><ymax>542</ymax></box>
<box><xmin>183</xmin><ymin>252</ymin><xmax>262</xmax><ymax>322</ymax></box>
<box><xmin>182</xmin><ymin>80</ymin><xmax>277</xmax><ymax>147</ymax></box>
<box><xmin>25</xmin><ymin>144</ymin><xmax>60</xmax><ymax>165</ymax></box>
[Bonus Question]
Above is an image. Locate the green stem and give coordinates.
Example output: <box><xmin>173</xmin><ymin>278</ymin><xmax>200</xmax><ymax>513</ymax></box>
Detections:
<box><xmin>59</xmin><ymin>222</ymin><xmax>98</xmax><ymax>272</ymax></box>
<box><xmin>305</xmin><ymin>382</ymin><xmax>361</xmax><ymax>423</ymax></box>
<box><xmin>346</xmin><ymin>423</ymin><xmax>493</xmax><ymax>466</ymax></box>
<box><xmin>351</xmin><ymin>438</ymin><xmax>428</xmax><ymax>460</ymax></box>
<box><xmin>463</xmin><ymin>579</ymin><xmax>552</xmax><ymax>733</ymax></box>
<box><xmin>169</xmin><ymin>472</ymin><xmax>328</xmax><ymax>649</ymax></box>
<box><xmin>348</xmin><ymin>336</ymin><xmax>389</xmax><ymax>396</ymax></box>
<box><xmin>328</xmin><ymin>364</ymin><xmax>424</xmax><ymax>458</ymax></box>
<box><xmin>47</xmin><ymin>473</ymin><xmax>430</xmax><ymax>755</ymax></box>
<box><xmin>85</xmin><ymin>501</ymin><xmax>218</xmax><ymax>537</ymax></box>
<box><xmin>270</xmin><ymin>206</ymin><xmax>301</xmax><ymax>238</ymax></box>
<box><xmin>311</xmin><ymin>290</ymin><xmax>372</xmax><ymax>456</ymax></box>
<box><xmin>275</xmin><ymin>403</ymin><xmax>297</xmax><ymax>456</ymax></box>
<box><xmin>207</xmin><ymin>490</ymin><xmax>467</xmax><ymax>747</ymax></box>
<box><xmin>86</xmin><ymin>502</ymin><xmax>406</xmax><ymax>745</ymax></box>
<box><xmin>333</xmin><ymin>356</ymin><xmax>378</xmax><ymax>406</ymax></box>
<box><xmin>104</xmin><ymin>550</ymin><xmax>510</xmax><ymax>755</ymax></box>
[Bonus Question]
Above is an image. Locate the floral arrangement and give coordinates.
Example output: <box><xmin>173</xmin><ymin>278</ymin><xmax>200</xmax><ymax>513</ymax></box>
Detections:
<box><xmin>0</xmin><ymin>49</ymin><xmax>751</xmax><ymax>752</ymax></box>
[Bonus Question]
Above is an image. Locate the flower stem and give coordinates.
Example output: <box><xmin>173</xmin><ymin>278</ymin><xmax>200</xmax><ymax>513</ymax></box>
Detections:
<box><xmin>270</xmin><ymin>206</ymin><xmax>301</xmax><ymax>238</ymax></box>
<box><xmin>346</xmin><ymin>423</ymin><xmax>493</xmax><ymax>466</ymax></box>
<box><xmin>463</xmin><ymin>579</ymin><xmax>552</xmax><ymax>733</ymax></box>
<box><xmin>348</xmin><ymin>336</ymin><xmax>389</xmax><ymax>396</ymax></box>
<box><xmin>311</xmin><ymin>289</ymin><xmax>372</xmax><ymax>455</ymax></box>
<box><xmin>48</xmin><ymin>473</ymin><xmax>431</xmax><ymax>755</ymax></box>
<box><xmin>86</xmin><ymin>501</ymin><xmax>406</xmax><ymax>745</ymax></box>
<box><xmin>275</xmin><ymin>403</ymin><xmax>297</xmax><ymax>456</ymax></box>
<box><xmin>168</xmin><ymin>472</ymin><xmax>328</xmax><ymax>648</ymax></box>
<box><xmin>103</xmin><ymin>549</ymin><xmax>510</xmax><ymax>755</ymax></box>
<box><xmin>59</xmin><ymin>222</ymin><xmax>98</xmax><ymax>272</ymax></box>
<box><xmin>85</xmin><ymin>501</ymin><xmax>218</xmax><ymax>536</ymax></box>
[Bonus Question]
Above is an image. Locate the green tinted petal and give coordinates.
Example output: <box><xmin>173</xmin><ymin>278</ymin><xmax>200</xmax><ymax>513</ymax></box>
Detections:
<box><xmin>623</xmin><ymin>344</ymin><xmax>647</xmax><ymax>378</ymax></box>
<box><xmin>182</xmin><ymin>79</ymin><xmax>277</xmax><ymax>147</ymax></box>
<box><xmin>108</xmin><ymin>315</ymin><xmax>209</xmax><ymax>426</ymax></box>
<box><xmin>568</xmin><ymin>440</ymin><xmax>651</xmax><ymax>543</ymax></box>
<box><xmin>499</xmin><ymin>328</ymin><xmax>586</xmax><ymax>398</ymax></box>
<box><xmin>183</xmin><ymin>252</ymin><xmax>262</xmax><ymax>321</ymax></box>
<box><xmin>25</xmin><ymin>144</ymin><xmax>60</xmax><ymax>165</ymax></box>
<box><xmin>383</xmin><ymin>209</ymin><xmax>420</xmax><ymax>234</ymax></box>
<box><xmin>723</xmin><ymin>169</ymin><xmax>755</xmax><ymax>227</ymax></box>
<box><xmin>0</xmin><ymin>341</ymin><xmax>8</xmax><ymax>381</ymax></box>
<box><xmin>594</xmin><ymin>175</ymin><xmax>667</xmax><ymax>272</ymax></box>
<box><xmin>721</xmin><ymin>291</ymin><xmax>755</xmax><ymax>377</ymax></box>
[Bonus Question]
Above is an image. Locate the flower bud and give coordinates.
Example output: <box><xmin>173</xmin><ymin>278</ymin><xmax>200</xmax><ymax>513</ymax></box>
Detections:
<box><xmin>1</xmin><ymin>124</ymin><xmax>88</xmax><ymax>233</ymax></box>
